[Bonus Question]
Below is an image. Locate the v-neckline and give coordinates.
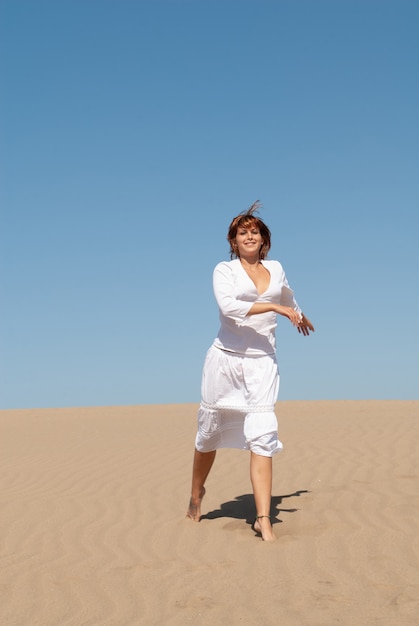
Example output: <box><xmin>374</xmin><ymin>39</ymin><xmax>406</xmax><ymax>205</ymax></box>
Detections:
<box><xmin>239</xmin><ymin>260</ymin><xmax>271</xmax><ymax>296</ymax></box>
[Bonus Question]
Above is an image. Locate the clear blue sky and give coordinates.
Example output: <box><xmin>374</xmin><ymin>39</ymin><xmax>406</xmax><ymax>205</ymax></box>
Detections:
<box><xmin>1</xmin><ymin>0</ymin><xmax>418</xmax><ymax>409</ymax></box>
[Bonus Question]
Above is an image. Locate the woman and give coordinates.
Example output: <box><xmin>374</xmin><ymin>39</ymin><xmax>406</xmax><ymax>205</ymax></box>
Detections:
<box><xmin>186</xmin><ymin>201</ymin><xmax>314</xmax><ymax>541</ymax></box>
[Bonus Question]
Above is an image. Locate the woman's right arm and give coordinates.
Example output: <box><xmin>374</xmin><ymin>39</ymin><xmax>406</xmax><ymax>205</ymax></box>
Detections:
<box><xmin>213</xmin><ymin>263</ymin><xmax>302</xmax><ymax>327</ymax></box>
<box><xmin>213</xmin><ymin>263</ymin><xmax>254</xmax><ymax>322</ymax></box>
<box><xmin>247</xmin><ymin>302</ymin><xmax>303</xmax><ymax>326</ymax></box>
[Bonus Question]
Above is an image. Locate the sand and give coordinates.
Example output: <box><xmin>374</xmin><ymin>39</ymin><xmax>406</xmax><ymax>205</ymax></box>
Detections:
<box><xmin>1</xmin><ymin>401</ymin><xmax>418</xmax><ymax>625</ymax></box>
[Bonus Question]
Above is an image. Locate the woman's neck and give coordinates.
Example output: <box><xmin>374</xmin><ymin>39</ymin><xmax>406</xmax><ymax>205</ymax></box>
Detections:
<box><xmin>239</xmin><ymin>255</ymin><xmax>261</xmax><ymax>270</ymax></box>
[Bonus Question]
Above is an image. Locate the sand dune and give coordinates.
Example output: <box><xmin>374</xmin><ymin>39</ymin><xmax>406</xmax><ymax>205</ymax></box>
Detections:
<box><xmin>1</xmin><ymin>401</ymin><xmax>418</xmax><ymax>625</ymax></box>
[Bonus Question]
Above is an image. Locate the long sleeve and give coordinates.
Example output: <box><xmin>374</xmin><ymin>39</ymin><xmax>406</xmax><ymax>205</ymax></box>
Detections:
<box><xmin>212</xmin><ymin>259</ymin><xmax>300</xmax><ymax>356</ymax></box>
<box><xmin>277</xmin><ymin>266</ymin><xmax>302</xmax><ymax>314</ymax></box>
<box><xmin>213</xmin><ymin>262</ymin><xmax>254</xmax><ymax>323</ymax></box>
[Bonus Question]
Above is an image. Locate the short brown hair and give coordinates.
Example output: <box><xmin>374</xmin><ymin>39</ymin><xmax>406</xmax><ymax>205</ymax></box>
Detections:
<box><xmin>227</xmin><ymin>201</ymin><xmax>271</xmax><ymax>259</ymax></box>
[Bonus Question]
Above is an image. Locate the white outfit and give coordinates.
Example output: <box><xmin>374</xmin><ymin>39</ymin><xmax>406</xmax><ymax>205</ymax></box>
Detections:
<box><xmin>195</xmin><ymin>259</ymin><xmax>301</xmax><ymax>457</ymax></box>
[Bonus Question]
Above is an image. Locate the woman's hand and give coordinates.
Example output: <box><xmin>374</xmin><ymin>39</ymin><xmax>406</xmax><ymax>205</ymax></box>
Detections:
<box><xmin>297</xmin><ymin>313</ymin><xmax>315</xmax><ymax>336</ymax></box>
<box><xmin>275</xmin><ymin>307</ymin><xmax>315</xmax><ymax>336</ymax></box>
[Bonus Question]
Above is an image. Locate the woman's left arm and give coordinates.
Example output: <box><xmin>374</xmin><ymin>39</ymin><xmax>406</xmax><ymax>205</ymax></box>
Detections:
<box><xmin>278</xmin><ymin>263</ymin><xmax>315</xmax><ymax>336</ymax></box>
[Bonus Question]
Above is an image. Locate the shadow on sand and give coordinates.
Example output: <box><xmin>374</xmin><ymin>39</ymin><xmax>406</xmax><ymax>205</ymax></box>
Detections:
<box><xmin>200</xmin><ymin>490</ymin><xmax>309</xmax><ymax>527</ymax></box>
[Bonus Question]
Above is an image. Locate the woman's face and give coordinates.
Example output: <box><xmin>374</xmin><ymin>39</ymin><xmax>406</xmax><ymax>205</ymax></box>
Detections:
<box><xmin>235</xmin><ymin>225</ymin><xmax>263</xmax><ymax>258</ymax></box>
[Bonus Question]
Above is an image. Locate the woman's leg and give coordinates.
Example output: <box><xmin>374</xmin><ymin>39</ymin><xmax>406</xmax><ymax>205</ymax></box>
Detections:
<box><xmin>186</xmin><ymin>448</ymin><xmax>216</xmax><ymax>521</ymax></box>
<box><xmin>250</xmin><ymin>452</ymin><xmax>276</xmax><ymax>541</ymax></box>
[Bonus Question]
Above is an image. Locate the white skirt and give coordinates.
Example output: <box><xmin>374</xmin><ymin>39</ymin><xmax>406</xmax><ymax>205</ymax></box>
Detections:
<box><xmin>195</xmin><ymin>345</ymin><xmax>282</xmax><ymax>457</ymax></box>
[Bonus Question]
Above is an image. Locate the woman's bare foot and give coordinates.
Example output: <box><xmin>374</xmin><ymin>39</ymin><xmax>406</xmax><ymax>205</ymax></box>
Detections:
<box><xmin>253</xmin><ymin>516</ymin><xmax>276</xmax><ymax>541</ymax></box>
<box><xmin>186</xmin><ymin>487</ymin><xmax>206</xmax><ymax>521</ymax></box>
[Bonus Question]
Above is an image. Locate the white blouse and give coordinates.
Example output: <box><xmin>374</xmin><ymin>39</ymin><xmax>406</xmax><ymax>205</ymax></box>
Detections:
<box><xmin>212</xmin><ymin>259</ymin><xmax>301</xmax><ymax>356</ymax></box>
